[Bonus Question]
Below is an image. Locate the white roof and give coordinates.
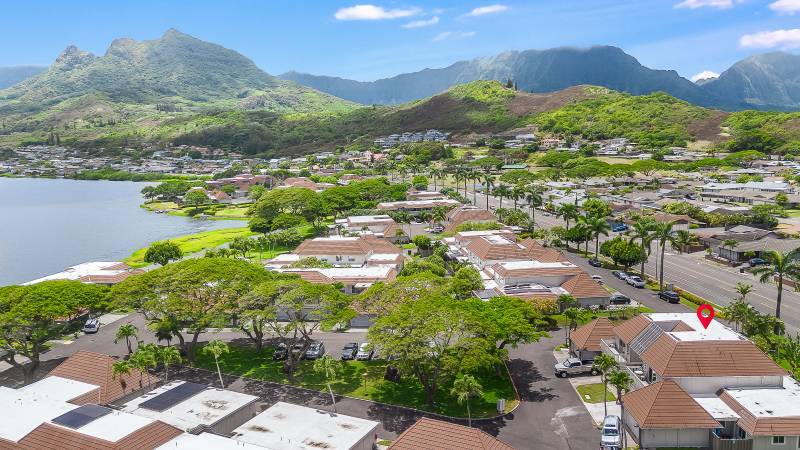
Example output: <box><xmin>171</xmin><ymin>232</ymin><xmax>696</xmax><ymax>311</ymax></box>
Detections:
<box><xmin>482</xmin><ymin>234</ymin><xmax>517</xmax><ymax>245</ymax></box>
<box><xmin>157</xmin><ymin>432</ymin><xmax>266</xmax><ymax>449</ymax></box>
<box><xmin>320</xmin><ymin>266</ymin><xmax>394</xmax><ymax>278</ymax></box>
<box><xmin>367</xmin><ymin>253</ymin><xmax>400</xmax><ymax>261</ymax></box>
<box><xmin>346</xmin><ymin>215</ymin><xmax>393</xmax><ymax>224</ymax></box>
<box><xmin>54</xmin><ymin>409</ymin><xmax>157</xmax><ymax>443</ymax></box>
<box><xmin>723</xmin><ymin>377</ymin><xmax>800</xmax><ymax>418</ymax></box>
<box><xmin>123</xmin><ymin>381</ymin><xmax>258</xmax><ymax>431</ymax></box>
<box><xmin>497</xmin><ymin>260</ymin><xmax>578</xmax><ymax>270</ymax></box>
<box><xmin>24</xmin><ymin>261</ymin><xmax>128</xmax><ymax>285</ymax></box>
<box><xmin>0</xmin><ymin>376</ymin><xmax>99</xmax><ymax>442</ymax></box>
<box><xmin>694</xmin><ymin>396</ymin><xmax>740</xmax><ymax>421</ymax></box>
<box><xmin>646</xmin><ymin>312</ymin><xmax>745</xmax><ymax>342</ymax></box>
<box><xmin>232</xmin><ymin>402</ymin><xmax>379</xmax><ymax>450</ymax></box>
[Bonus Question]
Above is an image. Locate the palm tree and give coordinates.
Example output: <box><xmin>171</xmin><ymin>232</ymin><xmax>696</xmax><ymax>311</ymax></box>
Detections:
<box><xmin>494</xmin><ymin>185</ymin><xmax>511</xmax><ymax>210</ymax></box>
<box><xmin>313</xmin><ymin>355</ymin><xmax>344</xmax><ymax>413</ymax></box>
<box><xmin>628</xmin><ymin>219</ymin><xmax>655</xmax><ymax>278</ymax></box>
<box><xmin>111</xmin><ymin>360</ymin><xmax>132</xmax><ymax>391</ymax></box>
<box><xmin>470</xmin><ymin>172</ymin><xmax>481</xmax><ymax>205</ymax></box>
<box><xmin>451</xmin><ymin>374</ymin><xmax>484</xmax><ymax>427</ymax></box>
<box><xmin>158</xmin><ymin>346</ymin><xmax>182</xmax><ymax>383</ymax></box>
<box><xmin>607</xmin><ymin>369</ymin><xmax>633</xmax><ymax>404</ymax></box>
<box><xmin>652</xmin><ymin>221</ymin><xmax>678</xmax><ymax>290</ymax></box>
<box><xmin>563</xmin><ymin>307</ymin><xmax>585</xmax><ymax>345</ymax></box>
<box><xmin>592</xmin><ymin>353</ymin><xmax>617</xmax><ymax>417</ymax></box>
<box><xmin>525</xmin><ymin>187</ymin><xmax>543</xmax><ymax>229</ymax></box>
<box><xmin>752</xmin><ymin>250</ymin><xmax>800</xmax><ymax>328</ymax></box>
<box><xmin>511</xmin><ymin>185</ymin><xmax>526</xmax><ymax>209</ymax></box>
<box><xmin>723</xmin><ymin>299</ymin><xmax>753</xmax><ymax>332</ymax></box>
<box><xmin>557</xmin><ymin>203</ymin><xmax>579</xmax><ymax>233</ymax></box>
<box><xmin>778</xmin><ymin>334</ymin><xmax>800</xmax><ymax>378</ymax></box>
<box><xmin>129</xmin><ymin>347</ymin><xmax>157</xmax><ymax>389</ymax></box>
<box><xmin>735</xmin><ymin>282</ymin><xmax>753</xmax><ymax>302</ymax></box>
<box><xmin>482</xmin><ymin>175</ymin><xmax>495</xmax><ymax>210</ymax></box>
<box><xmin>202</xmin><ymin>340</ymin><xmax>230</xmax><ymax>389</ymax></box>
<box><xmin>428</xmin><ymin>168</ymin><xmax>440</xmax><ymax>190</ymax></box>
<box><xmin>671</xmin><ymin>230</ymin><xmax>697</xmax><ymax>255</ymax></box>
<box><xmin>722</xmin><ymin>239</ymin><xmax>739</xmax><ymax>260</ymax></box>
<box><xmin>583</xmin><ymin>215</ymin><xmax>611</xmax><ymax>260</ymax></box>
<box><xmin>114</xmin><ymin>323</ymin><xmax>139</xmax><ymax>355</ymax></box>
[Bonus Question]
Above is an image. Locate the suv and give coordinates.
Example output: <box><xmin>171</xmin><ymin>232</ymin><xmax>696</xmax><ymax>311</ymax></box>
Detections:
<box><xmin>588</xmin><ymin>258</ymin><xmax>602</xmax><ymax>267</ymax></box>
<box><xmin>305</xmin><ymin>342</ymin><xmax>326</xmax><ymax>360</ymax></box>
<box><xmin>601</xmin><ymin>415</ymin><xmax>623</xmax><ymax>449</ymax></box>
<box><xmin>612</xmin><ymin>271</ymin><xmax>628</xmax><ymax>280</ymax></box>
<box><xmin>626</xmin><ymin>275</ymin><xmax>645</xmax><ymax>288</ymax></box>
<box><xmin>82</xmin><ymin>318</ymin><xmax>100</xmax><ymax>334</ymax></box>
<box><xmin>341</xmin><ymin>342</ymin><xmax>358</xmax><ymax>360</ymax></box>
<box><xmin>355</xmin><ymin>343</ymin><xmax>374</xmax><ymax>361</ymax></box>
<box><xmin>609</xmin><ymin>293</ymin><xmax>631</xmax><ymax>305</ymax></box>
<box><xmin>659</xmin><ymin>290</ymin><xmax>680</xmax><ymax>303</ymax></box>
<box><xmin>553</xmin><ymin>357</ymin><xmax>599</xmax><ymax>378</ymax></box>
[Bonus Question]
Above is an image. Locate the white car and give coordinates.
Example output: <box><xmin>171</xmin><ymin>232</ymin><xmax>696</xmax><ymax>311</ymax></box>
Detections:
<box><xmin>601</xmin><ymin>415</ymin><xmax>623</xmax><ymax>449</ymax></box>
<box><xmin>591</xmin><ymin>275</ymin><xmax>604</xmax><ymax>284</ymax></box>
<box><xmin>626</xmin><ymin>275</ymin><xmax>645</xmax><ymax>288</ymax></box>
<box><xmin>82</xmin><ymin>318</ymin><xmax>100</xmax><ymax>334</ymax></box>
<box><xmin>355</xmin><ymin>343</ymin><xmax>374</xmax><ymax>361</ymax></box>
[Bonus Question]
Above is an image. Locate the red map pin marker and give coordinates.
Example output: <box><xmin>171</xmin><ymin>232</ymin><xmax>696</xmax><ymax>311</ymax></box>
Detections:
<box><xmin>697</xmin><ymin>304</ymin><xmax>715</xmax><ymax>329</ymax></box>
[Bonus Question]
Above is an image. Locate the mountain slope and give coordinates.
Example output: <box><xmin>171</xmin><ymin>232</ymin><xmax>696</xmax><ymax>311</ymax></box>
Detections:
<box><xmin>282</xmin><ymin>46</ymin><xmax>713</xmax><ymax>107</ymax></box>
<box><xmin>0</xmin><ymin>66</ymin><xmax>46</xmax><ymax>89</ymax></box>
<box><xmin>701</xmin><ymin>52</ymin><xmax>800</xmax><ymax>111</ymax></box>
<box><xmin>0</xmin><ymin>29</ymin><xmax>354</xmax><ymax>121</ymax></box>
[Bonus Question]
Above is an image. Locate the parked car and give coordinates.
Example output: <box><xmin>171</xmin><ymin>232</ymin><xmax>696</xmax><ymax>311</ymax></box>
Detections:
<box><xmin>305</xmin><ymin>341</ymin><xmax>326</xmax><ymax>360</ymax></box>
<box><xmin>609</xmin><ymin>293</ymin><xmax>631</xmax><ymax>305</ymax></box>
<box><xmin>626</xmin><ymin>275</ymin><xmax>645</xmax><ymax>288</ymax></box>
<box><xmin>273</xmin><ymin>343</ymin><xmax>288</xmax><ymax>360</ymax></box>
<box><xmin>355</xmin><ymin>342</ymin><xmax>374</xmax><ymax>361</ymax></box>
<box><xmin>291</xmin><ymin>343</ymin><xmax>306</xmax><ymax>358</ymax></box>
<box><xmin>611</xmin><ymin>271</ymin><xmax>628</xmax><ymax>280</ymax></box>
<box><xmin>553</xmin><ymin>357</ymin><xmax>599</xmax><ymax>378</ymax></box>
<box><xmin>588</xmin><ymin>258</ymin><xmax>602</xmax><ymax>267</ymax></box>
<box><xmin>659</xmin><ymin>290</ymin><xmax>680</xmax><ymax>304</ymax></box>
<box><xmin>82</xmin><ymin>318</ymin><xmax>100</xmax><ymax>334</ymax></box>
<box><xmin>432</xmin><ymin>225</ymin><xmax>444</xmax><ymax>233</ymax></box>
<box><xmin>749</xmin><ymin>258</ymin><xmax>767</xmax><ymax>267</ymax></box>
<box><xmin>611</xmin><ymin>223</ymin><xmax>628</xmax><ymax>232</ymax></box>
<box><xmin>591</xmin><ymin>275</ymin><xmax>604</xmax><ymax>284</ymax></box>
<box><xmin>601</xmin><ymin>415</ymin><xmax>623</xmax><ymax>449</ymax></box>
<box><xmin>341</xmin><ymin>342</ymin><xmax>358</xmax><ymax>360</ymax></box>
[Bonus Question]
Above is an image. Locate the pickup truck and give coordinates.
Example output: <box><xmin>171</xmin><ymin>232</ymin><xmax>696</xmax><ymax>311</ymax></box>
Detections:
<box><xmin>554</xmin><ymin>357</ymin><xmax>599</xmax><ymax>378</ymax></box>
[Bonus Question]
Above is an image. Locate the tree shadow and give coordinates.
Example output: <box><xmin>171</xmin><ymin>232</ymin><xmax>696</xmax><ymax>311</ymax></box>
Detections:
<box><xmin>0</xmin><ymin>357</ymin><xmax>67</xmax><ymax>388</ymax></box>
<box><xmin>506</xmin><ymin>358</ymin><xmax>557</xmax><ymax>402</ymax></box>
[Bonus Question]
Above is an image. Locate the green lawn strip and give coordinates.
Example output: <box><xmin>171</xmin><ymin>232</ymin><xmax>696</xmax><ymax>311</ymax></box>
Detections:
<box><xmin>195</xmin><ymin>344</ymin><xmax>516</xmax><ymax>418</ymax></box>
<box><xmin>125</xmin><ymin>227</ymin><xmax>257</xmax><ymax>267</ymax></box>
<box><xmin>141</xmin><ymin>201</ymin><xmax>251</xmax><ymax>220</ymax></box>
<box><xmin>575</xmin><ymin>383</ymin><xmax>617</xmax><ymax>404</ymax></box>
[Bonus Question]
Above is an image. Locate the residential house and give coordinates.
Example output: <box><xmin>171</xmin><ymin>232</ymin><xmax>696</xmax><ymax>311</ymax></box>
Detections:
<box><xmin>389</xmin><ymin>417</ymin><xmax>514</xmax><ymax>450</ymax></box>
<box><xmin>333</xmin><ymin>215</ymin><xmax>400</xmax><ymax>242</ymax></box>
<box><xmin>24</xmin><ymin>261</ymin><xmax>144</xmax><ymax>286</ymax></box>
<box><xmin>569</xmin><ymin>317</ymin><xmax>615</xmax><ymax>362</ymax></box>
<box><xmin>443</xmin><ymin>206</ymin><xmax>497</xmax><ymax>233</ymax></box>
<box><xmin>376</xmin><ymin>198</ymin><xmax>461</xmax><ymax>215</ymax></box>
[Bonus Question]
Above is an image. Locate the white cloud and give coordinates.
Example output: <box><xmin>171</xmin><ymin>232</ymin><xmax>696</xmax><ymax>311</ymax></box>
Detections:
<box><xmin>432</xmin><ymin>31</ymin><xmax>476</xmax><ymax>42</ymax></box>
<box><xmin>690</xmin><ymin>70</ymin><xmax>720</xmax><ymax>82</ymax></box>
<box><xmin>769</xmin><ymin>0</ymin><xmax>800</xmax><ymax>14</ymax></box>
<box><xmin>403</xmin><ymin>16</ymin><xmax>440</xmax><ymax>28</ymax></box>
<box><xmin>674</xmin><ymin>0</ymin><xmax>736</xmax><ymax>9</ymax></box>
<box><xmin>463</xmin><ymin>4</ymin><xmax>509</xmax><ymax>17</ymax></box>
<box><xmin>334</xmin><ymin>4</ymin><xmax>421</xmax><ymax>21</ymax></box>
<box><xmin>740</xmin><ymin>29</ymin><xmax>800</xmax><ymax>48</ymax></box>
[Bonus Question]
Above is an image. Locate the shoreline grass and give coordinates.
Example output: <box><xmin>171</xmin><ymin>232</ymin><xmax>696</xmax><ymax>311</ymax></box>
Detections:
<box><xmin>125</xmin><ymin>227</ymin><xmax>256</xmax><ymax>267</ymax></box>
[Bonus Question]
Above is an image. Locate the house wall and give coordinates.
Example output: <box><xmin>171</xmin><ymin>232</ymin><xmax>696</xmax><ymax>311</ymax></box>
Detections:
<box><xmin>674</xmin><ymin>376</ymin><xmax>783</xmax><ymax>395</ymax></box>
<box><xmin>301</xmin><ymin>254</ymin><xmax>367</xmax><ymax>266</ymax></box>
<box><xmin>638</xmin><ymin>427</ymin><xmax>710</xmax><ymax>449</ymax></box>
<box><xmin>211</xmin><ymin>401</ymin><xmax>259</xmax><ymax>435</ymax></box>
<box><xmin>753</xmin><ymin>435</ymin><xmax>800</xmax><ymax>450</ymax></box>
<box><xmin>351</xmin><ymin>424</ymin><xmax>379</xmax><ymax>450</ymax></box>
<box><xmin>577</xmin><ymin>296</ymin><xmax>610</xmax><ymax>308</ymax></box>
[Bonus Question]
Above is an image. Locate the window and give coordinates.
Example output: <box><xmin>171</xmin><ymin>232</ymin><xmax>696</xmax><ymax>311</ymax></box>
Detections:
<box><xmin>773</xmin><ymin>436</ymin><xmax>785</xmax><ymax>445</ymax></box>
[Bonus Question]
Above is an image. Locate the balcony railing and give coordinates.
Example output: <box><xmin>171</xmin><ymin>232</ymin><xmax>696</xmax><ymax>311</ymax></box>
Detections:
<box><xmin>600</xmin><ymin>339</ymin><xmax>626</xmax><ymax>364</ymax></box>
<box><xmin>623</xmin><ymin>364</ymin><xmax>648</xmax><ymax>390</ymax></box>
<box><xmin>712</xmin><ymin>431</ymin><xmax>752</xmax><ymax>450</ymax></box>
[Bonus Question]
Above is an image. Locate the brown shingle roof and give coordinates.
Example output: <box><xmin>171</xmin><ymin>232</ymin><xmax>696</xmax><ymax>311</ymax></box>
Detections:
<box><xmin>622</xmin><ymin>380</ymin><xmax>720</xmax><ymax>429</ymax></box>
<box><xmin>570</xmin><ymin>318</ymin><xmax>615</xmax><ymax>352</ymax></box>
<box><xmin>466</xmin><ymin>237</ymin><xmax>530</xmax><ymax>262</ymax></box>
<box><xmin>389</xmin><ymin>418</ymin><xmax>515</xmax><ymax>450</ymax></box>
<box><xmin>295</xmin><ymin>236</ymin><xmax>401</xmax><ymax>257</ymax></box>
<box><xmin>720</xmin><ymin>391</ymin><xmax>800</xmax><ymax>436</ymax></box>
<box><xmin>48</xmin><ymin>350</ymin><xmax>156</xmax><ymax>405</ymax></box>
<box><xmin>490</xmin><ymin>263</ymin><xmax>581</xmax><ymax>278</ymax></box>
<box><xmin>613</xmin><ymin>315</ymin><xmax>651</xmax><ymax>344</ymax></box>
<box><xmin>518</xmin><ymin>239</ymin><xmax>567</xmax><ymax>262</ymax></box>
<box><xmin>641</xmin><ymin>334</ymin><xmax>786</xmax><ymax>378</ymax></box>
<box><xmin>9</xmin><ymin>420</ymin><xmax>182</xmax><ymax>450</ymax></box>
<box><xmin>445</xmin><ymin>207</ymin><xmax>497</xmax><ymax>232</ymax></box>
<box><xmin>561</xmin><ymin>273</ymin><xmax>609</xmax><ymax>299</ymax></box>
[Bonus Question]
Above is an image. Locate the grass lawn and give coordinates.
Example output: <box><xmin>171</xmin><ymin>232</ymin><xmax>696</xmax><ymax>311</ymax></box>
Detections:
<box><xmin>575</xmin><ymin>383</ymin><xmax>617</xmax><ymax>404</ymax></box>
<box><xmin>213</xmin><ymin>206</ymin><xmax>251</xmax><ymax>219</ymax></box>
<box><xmin>125</xmin><ymin>227</ymin><xmax>257</xmax><ymax>267</ymax></box>
<box><xmin>195</xmin><ymin>344</ymin><xmax>518</xmax><ymax>418</ymax></box>
<box><xmin>142</xmin><ymin>201</ymin><xmax>251</xmax><ymax>220</ymax></box>
<box><xmin>785</xmin><ymin>209</ymin><xmax>800</xmax><ymax>218</ymax></box>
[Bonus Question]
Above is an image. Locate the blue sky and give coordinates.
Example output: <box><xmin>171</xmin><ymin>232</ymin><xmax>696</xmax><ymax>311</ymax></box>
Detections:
<box><xmin>1</xmin><ymin>0</ymin><xmax>799</xmax><ymax>81</ymax></box>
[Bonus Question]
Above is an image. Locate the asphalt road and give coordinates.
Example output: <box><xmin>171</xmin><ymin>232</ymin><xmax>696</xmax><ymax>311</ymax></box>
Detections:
<box><xmin>466</xmin><ymin>188</ymin><xmax>800</xmax><ymax>333</ymax></box>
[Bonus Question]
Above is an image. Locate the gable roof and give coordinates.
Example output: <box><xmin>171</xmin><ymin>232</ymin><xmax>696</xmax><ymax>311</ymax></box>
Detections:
<box><xmin>295</xmin><ymin>236</ymin><xmax>401</xmax><ymax>257</ymax></box>
<box><xmin>466</xmin><ymin>236</ymin><xmax>530</xmax><ymax>262</ymax></box>
<box><xmin>389</xmin><ymin>418</ymin><xmax>514</xmax><ymax>450</ymax></box>
<box><xmin>622</xmin><ymin>380</ymin><xmax>719</xmax><ymax>429</ymax></box>
<box><xmin>613</xmin><ymin>315</ymin><xmax>652</xmax><ymax>344</ymax></box>
<box><xmin>570</xmin><ymin>318</ymin><xmax>615</xmax><ymax>352</ymax></box>
<box><xmin>48</xmin><ymin>350</ymin><xmax>156</xmax><ymax>405</ymax></box>
<box><xmin>445</xmin><ymin>207</ymin><xmax>497</xmax><ymax>232</ymax></box>
<box><xmin>518</xmin><ymin>239</ymin><xmax>566</xmax><ymax>262</ymax></box>
<box><xmin>561</xmin><ymin>272</ymin><xmax>609</xmax><ymax>299</ymax></box>
<box><xmin>11</xmin><ymin>420</ymin><xmax>182</xmax><ymax>450</ymax></box>
<box><xmin>641</xmin><ymin>334</ymin><xmax>786</xmax><ymax>378</ymax></box>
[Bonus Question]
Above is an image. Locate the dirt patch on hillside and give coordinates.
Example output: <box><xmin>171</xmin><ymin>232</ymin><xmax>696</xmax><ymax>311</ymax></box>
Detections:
<box><xmin>384</xmin><ymin>93</ymin><xmax>483</xmax><ymax>132</ymax></box>
<box><xmin>507</xmin><ymin>85</ymin><xmax>600</xmax><ymax>117</ymax></box>
<box><xmin>686</xmin><ymin>109</ymin><xmax>729</xmax><ymax>143</ymax></box>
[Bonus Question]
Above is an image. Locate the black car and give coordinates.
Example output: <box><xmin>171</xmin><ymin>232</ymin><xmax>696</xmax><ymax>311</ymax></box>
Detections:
<box><xmin>749</xmin><ymin>258</ymin><xmax>767</xmax><ymax>267</ymax></box>
<box><xmin>588</xmin><ymin>258</ymin><xmax>602</xmax><ymax>267</ymax></box>
<box><xmin>273</xmin><ymin>343</ymin><xmax>288</xmax><ymax>360</ymax></box>
<box><xmin>609</xmin><ymin>293</ymin><xmax>631</xmax><ymax>305</ymax></box>
<box><xmin>341</xmin><ymin>342</ymin><xmax>358</xmax><ymax>360</ymax></box>
<box><xmin>659</xmin><ymin>290</ymin><xmax>680</xmax><ymax>304</ymax></box>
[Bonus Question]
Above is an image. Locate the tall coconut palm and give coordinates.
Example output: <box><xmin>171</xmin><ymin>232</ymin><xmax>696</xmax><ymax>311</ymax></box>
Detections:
<box><xmin>735</xmin><ymin>282</ymin><xmax>753</xmax><ymax>302</ymax></box>
<box><xmin>494</xmin><ymin>185</ymin><xmax>511</xmax><ymax>210</ymax></box>
<box><xmin>470</xmin><ymin>172</ymin><xmax>481</xmax><ymax>205</ymax></box>
<box><xmin>671</xmin><ymin>230</ymin><xmax>698</xmax><ymax>255</ymax></box>
<box><xmin>628</xmin><ymin>219</ymin><xmax>655</xmax><ymax>278</ymax></box>
<box><xmin>557</xmin><ymin>203</ymin><xmax>579</xmax><ymax>233</ymax></box>
<box><xmin>593</xmin><ymin>354</ymin><xmax>617</xmax><ymax>417</ymax></box>
<box><xmin>563</xmin><ymin>307</ymin><xmax>585</xmax><ymax>345</ymax></box>
<box><xmin>202</xmin><ymin>340</ymin><xmax>230</xmax><ymax>389</ymax></box>
<box><xmin>607</xmin><ymin>369</ymin><xmax>633</xmax><ymax>404</ymax></box>
<box><xmin>114</xmin><ymin>323</ymin><xmax>139</xmax><ymax>356</ymax></box>
<box><xmin>525</xmin><ymin>187</ymin><xmax>543</xmax><ymax>229</ymax></box>
<box><xmin>158</xmin><ymin>346</ymin><xmax>183</xmax><ymax>383</ymax></box>
<box><xmin>129</xmin><ymin>347</ymin><xmax>157</xmax><ymax>389</ymax></box>
<box><xmin>652</xmin><ymin>221</ymin><xmax>678</xmax><ymax>290</ymax></box>
<box><xmin>722</xmin><ymin>239</ymin><xmax>739</xmax><ymax>260</ymax></box>
<box><xmin>482</xmin><ymin>175</ymin><xmax>495</xmax><ymax>210</ymax></box>
<box><xmin>511</xmin><ymin>185</ymin><xmax>526</xmax><ymax>210</ymax></box>
<box><xmin>752</xmin><ymin>250</ymin><xmax>800</xmax><ymax>329</ymax></box>
<box><xmin>428</xmin><ymin>168</ymin><xmax>440</xmax><ymax>190</ymax></box>
<box><xmin>111</xmin><ymin>360</ymin><xmax>132</xmax><ymax>391</ymax></box>
<box><xmin>313</xmin><ymin>355</ymin><xmax>344</xmax><ymax>413</ymax></box>
<box><xmin>583</xmin><ymin>215</ymin><xmax>611</xmax><ymax>260</ymax></box>
<box><xmin>451</xmin><ymin>374</ymin><xmax>484</xmax><ymax>427</ymax></box>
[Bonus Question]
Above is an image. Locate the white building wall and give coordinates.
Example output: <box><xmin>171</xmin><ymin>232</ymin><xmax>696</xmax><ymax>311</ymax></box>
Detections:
<box><xmin>674</xmin><ymin>376</ymin><xmax>783</xmax><ymax>395</ymax></box>
<box><xmin>638</xmin><ymin>428</ymin><xmax>709</xmax><ymax>449</ymax></box>
<box><xmin>753</xmin><ymin>435</ymin><xmax>800</xmax><ymax>450</ymax></box>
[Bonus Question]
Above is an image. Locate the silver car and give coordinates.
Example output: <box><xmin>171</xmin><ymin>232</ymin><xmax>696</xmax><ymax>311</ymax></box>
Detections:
<box><xmin>601</xmin><ymin>414</ymin><xmax>622</xmax><ymax>449</ymax></box>
<box><xmin>82</xmin><ymin>318</ymin><xmax>100</xmax><ymax>334</ymax></box>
